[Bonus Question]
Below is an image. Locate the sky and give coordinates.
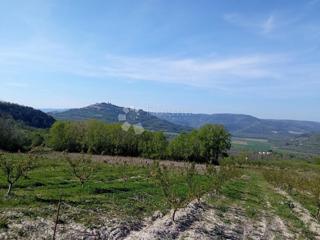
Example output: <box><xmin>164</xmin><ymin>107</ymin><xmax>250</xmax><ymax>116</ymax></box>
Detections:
<box><xmin>0</xmin><ymin>0</ymin><xmax>320</xmax><ymax>121</ymax></box>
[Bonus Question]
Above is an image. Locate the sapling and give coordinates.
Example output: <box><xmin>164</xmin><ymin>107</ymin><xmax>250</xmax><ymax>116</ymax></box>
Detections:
<box><xmin>121</xmin><ymin>161</ymin><xmax>129</xmax><ymax>182</ymax></box>
<box><xmin>0</xmin><ymin>153</ymin><xmax>36</xmax><ymax>197</ymax></box>
<box><xmin>212</xmin><ymin>167</ymin><xmax>226</xmax><ymax>195</ymax></box>
<box><xmin>205</xmin><ymin>163</ymin><xmax>216</xmax><ymax>177</ymax></box>
<box><xmin>65</xmin><ymin>153</ymin><xmax>96</xmax><ymax>188</ymax></box>
<box><xmin>205</xmin><ymin>163</ymin><xmax>223</xmax><ymax>195</ymax></box>
<box><xmin>53</xmin><ymin>195</ymin><xmax>63</xmax><ymax>240</ymax></box>
<box><xmin>186</xmin><ymin>162</ymin><xmax>204</xmax><ymax>203</ymax></box>
<box><xmin>150</xmin><ymin>161</ymin><xmax>188</xmax><ymax>222</ymax></box>
<box><xmin>310</xmin><ymin>177</ymin><xmax>320</xmax><ymax>221</ymax></box>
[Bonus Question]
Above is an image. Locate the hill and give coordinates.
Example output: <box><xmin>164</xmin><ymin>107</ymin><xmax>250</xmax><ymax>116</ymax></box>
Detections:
<box><xmin>152</xmin><ymin>112</ymin><xmax>320</xmax><ymax>139</ymax></box>
<box><xmin>50</xmin><ymin>103</ymin><xmax>191</xmax><ymax>133</ymax></box>
<box><xmin>0</xmin><ymin>101</ymin><xmax>55</xmax><ymax>129</ymax></box>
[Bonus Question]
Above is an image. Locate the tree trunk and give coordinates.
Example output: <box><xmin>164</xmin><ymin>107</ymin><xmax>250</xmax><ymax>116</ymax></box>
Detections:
<box><xmin>172</xmin><ymin>208</ymin><xmax>177</xmax><ymax>222</ymax></box>
<box><xmin>53</xmin><ymin>196</ymin><xmax>62</xmax><ymax>240</ymax></box>
<box><xmin>6</xmin><ymin>183</ymin><xmax>13</xmax><ymax>197</ymax></box>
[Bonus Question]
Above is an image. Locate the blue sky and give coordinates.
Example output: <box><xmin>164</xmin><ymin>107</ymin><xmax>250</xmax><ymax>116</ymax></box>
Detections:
<box><xmin>0</xmin><ymin>0</ymin><xmax>320</xmax><ymax>121</ymax></box>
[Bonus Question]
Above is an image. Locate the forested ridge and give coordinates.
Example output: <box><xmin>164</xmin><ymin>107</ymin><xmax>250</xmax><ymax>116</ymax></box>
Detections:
<box><xmin>0</xmin><ymin>101</ymin><xmax>55</xmax><ymax>128</ymax></box>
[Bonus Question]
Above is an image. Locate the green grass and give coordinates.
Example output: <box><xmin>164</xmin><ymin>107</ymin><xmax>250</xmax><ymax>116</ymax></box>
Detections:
<box><xmin>1</xmin><ymin>152</ymin><xmax>320</xmax><ymax>238</ymax></box>
<box><xmin>0</xmin><ymin>153</ymin><xmax>215</xmax><ymax>225</ymax></box>
<box><xmin>208</xmin><ymin>171</ymin><xmax>267</xmax><ymax>219</ymax></box>
<box><xmin>264</xmin><ymin>183</ymin><xmax>315</xmax><ymax>239</ymax></box>
<box><xmin>0</xmin><ymin>155</ymin><xmax>164</xmax><ymax>223</ymax></box>
<box><xmin>208</xmin><ymin>168</ymin><xmax>318</xmax><ymax>239</ymax></box>
<box><xmin>231</xmin><ymin>137</ymin><xmax>272</xmax><ymax>152</ymax></box>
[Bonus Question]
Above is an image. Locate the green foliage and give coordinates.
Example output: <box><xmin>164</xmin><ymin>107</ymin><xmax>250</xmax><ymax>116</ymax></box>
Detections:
<box><xmin>262</xmin><ymin>168</ymin><xmax>320</xmax><ymax>220</ymax></box>
<box><xmin>47</xmin><ymin>120</ymin><xmax>167</xmax><ymax>158</ymax></box>
<box><xmin>198</xmin><ymin>124</ymin><xmax>231</xmax><ymax>165</ymax></box>
<box><xmin>31</xmin><ymin>133</ymin><xmax>45</xmax><ymax>148</ymax></box>
<box><xmin>0</xmin><ymin>153</ymin><xmax>200</xmax><ymax>222</ymax></box>
<box><xmin>139</xmin><ymin>131</ymin><xmax>168</xmax><ymax>159</ymax></box>
<box><xmin>48</xmin><ymin>121</ymin><xmax>85</xmax><ymax>152</ymax></box>
<box><xmin>0</xmin><ymin>216</ymin><xmax>9</xmax><ymax>230</ymax></box>
<box><xmin>0</xmin><ymin>101</ymin><xmax>55</xmax><ymax>129</ymax></box>
<box><xmin>47</xmin><ymin>120</ymin><xmax>232</xmax><ymax>164</ymax></box>
<box><xmin>0</xmin><ymin>117</ymin><xmax>33</xmax><ymax>152</ymax></box>
<box><xmin>168</xmin><ymin>124</ymin><xmax>231</xmax><ymax>164</ymax></box>
<box><xmin>168</xmin><ymin>131</ymin><xmax>200</xmax><ymax>161</ymax></box>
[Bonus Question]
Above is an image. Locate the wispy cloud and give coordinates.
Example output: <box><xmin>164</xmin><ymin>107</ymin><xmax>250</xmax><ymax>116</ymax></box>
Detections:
<box><xmin>0</xmin><ymin>42</ymin><xmax>285</xmax><ymax>89</ymax></box>
<box><xmin>5</xmin><ymin>82</ymin><xmax>28</xmax><ymax>88</ymax></box>
<box><xmin>223</xmin><ymin>13</ymin><xmax>276</xmax><ymax>35</ymax></box>
<box><xmin>262</xmin><ymin>15</ymin><xmax>275</xmax><ymax>34</ymax></box>
<box><xmin>0</xmin><ymin>39</ymin><xmax>319</xmax><ymax>96</ymax></box>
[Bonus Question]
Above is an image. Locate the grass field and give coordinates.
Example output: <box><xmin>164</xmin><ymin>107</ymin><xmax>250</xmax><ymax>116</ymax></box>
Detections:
<box><xmin>232</xmin><ymin>137</ymin><xmax>273</xmax><ymax>152</ymax></box>
<box><xmin>0</xmin><ymin>152</ymin><xmax>320</xmax><ymax>239</ymax></box>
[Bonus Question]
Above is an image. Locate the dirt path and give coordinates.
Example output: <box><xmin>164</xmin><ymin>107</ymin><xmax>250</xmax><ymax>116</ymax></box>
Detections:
<box><xmin>276</xmin><ymin>188</ymin><xmax>320</xmax><ymax>239</ymax></box>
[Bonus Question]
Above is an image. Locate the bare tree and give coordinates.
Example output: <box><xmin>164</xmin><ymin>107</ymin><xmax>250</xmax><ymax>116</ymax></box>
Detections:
<box><xmin>52</xmin><ymin>195</ymin><xmax>63</xmax><ymax>240</ymax></box>
<box><xmin>0</xmin><ymin>154</ymin><xmax>36</xmax><ymax>197</ymax></box>
<box><xmin>186</xmin><ymin>162</ymin><xmax>204</xmax><ymax>203</ymax></box>
<box><xmin>65</xmin><ymin>153</ymin><xmax>96</xmax><ymax>187</ymax></box>
<box><xmin>150</xmin><ymin>161</ymin><xmax>188</xmax><ymax>222</ymax></box>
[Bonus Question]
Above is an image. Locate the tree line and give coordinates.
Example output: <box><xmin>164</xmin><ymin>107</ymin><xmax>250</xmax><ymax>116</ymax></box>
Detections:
<box><xmin>48</xmin><ymin>120</ymin><xmax>231</xmax><ymax>164</ymax></box>
<box><xmin>0</xmin><ymin>116</ymin><xmax>47</xmax><ymax>152</ymax></box>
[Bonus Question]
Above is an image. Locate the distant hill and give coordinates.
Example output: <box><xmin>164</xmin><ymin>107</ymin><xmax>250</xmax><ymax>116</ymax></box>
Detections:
<box><xmin>50</xmin><ymin>103</ymin><xmax>191</xmax><ymax>133</ymax></box>
<box><xmin>152</xmin><ymin>112</ymin><xmax>320</xmax><ymax>139</ymax></box>
<box><xmin>0</xmin><ymin>101</ymin><xmax>55</xmax><ymax>129</ymax></box>
<box><xmin>41</xmin><ymin>108</ymin><xmax>69</xmax><ymax>113</ymax></box>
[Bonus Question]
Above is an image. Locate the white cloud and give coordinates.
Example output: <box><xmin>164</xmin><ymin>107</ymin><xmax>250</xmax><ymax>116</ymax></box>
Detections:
<box><xmin>262</xmin><ymin>15</ymin><xmax>275</xmax><ymax>34</ymax></box>
<box><xmin>0</xmin><ymin>40</ymin><xmax>318</xmax><ymax>95</ymax></box>
<box><xmin>224</xmin><ymin>13</ymin><xmax>276</xmax><ymax>35</ymax></box>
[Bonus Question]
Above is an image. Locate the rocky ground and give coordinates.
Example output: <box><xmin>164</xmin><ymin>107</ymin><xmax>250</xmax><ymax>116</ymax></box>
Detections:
<box><xmin>1</xmin><ymin>192</ymin><xmax>319</xmax><ymax>240</ymax></box>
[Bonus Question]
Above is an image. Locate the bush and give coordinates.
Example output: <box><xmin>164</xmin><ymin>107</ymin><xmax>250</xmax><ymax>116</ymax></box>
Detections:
<box><xmin>0</xmin><ymin>117</ymin><xmax>31</xmax><ymax>152</ymax></box>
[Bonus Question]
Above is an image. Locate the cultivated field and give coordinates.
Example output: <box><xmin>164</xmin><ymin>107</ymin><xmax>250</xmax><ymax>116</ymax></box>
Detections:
<box><xmin>0</xmin><ymin>152</ymin><xmax>320</xmax><ymax>239</ymax></box>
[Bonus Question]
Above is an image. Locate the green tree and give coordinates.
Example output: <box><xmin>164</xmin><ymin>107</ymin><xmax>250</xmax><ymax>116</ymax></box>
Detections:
<box><xmin>48</xmin><ymin>121</ymin><xmax>85</xmax><ymax>152</ymax></box>
<box><xmin>84</xmin><ymin>120</ymin><xmax>111</xmax><ymax>154</ymax></box>
<box><xmin>168</xmin><ymin>133</ymin><xmax>191</xmax><ymax>161</ymax></box>
<box><xmin>198</xmin><ymin>124</ymin><xmax>231</xmax><ymax>165</ymax></box>
<box><xmin>0</xmin><ymin>117</ymin><xmax>31</xmax><ymax>152</ymax></box>
<box><xmin>139</xmin><ymin>131</ymin><xmax>168</xmax><ymax>159</ymax></box>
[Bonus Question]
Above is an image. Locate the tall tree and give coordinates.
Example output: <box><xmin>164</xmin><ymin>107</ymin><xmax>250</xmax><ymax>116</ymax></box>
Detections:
<box><xmin>198</xmin><ymin>124</ymin><xmax>231</xmax><ymax>165</ymax></box>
